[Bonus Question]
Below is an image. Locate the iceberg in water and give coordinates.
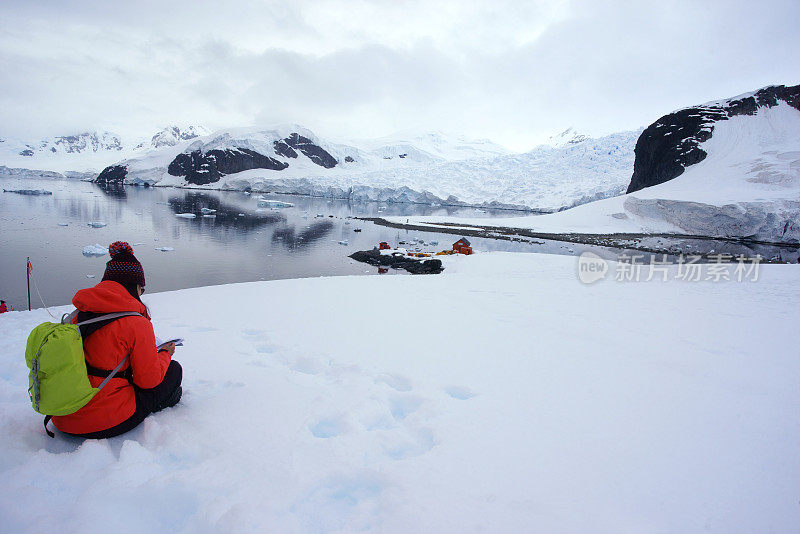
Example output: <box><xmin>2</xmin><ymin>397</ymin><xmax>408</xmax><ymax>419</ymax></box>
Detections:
<box><xmin>87</xmin><ymin>221</ymin><xmax>107</xmax><ymax>228</ymax></box>
<box><xmin>200</xmin><ymin>207</ymin><xmax>217</xmax><ymax>214</ymax></box>
<box><xmin>82</xmin><ymin>244</ymin><xmax>108</xmax><ymax>256</ymax></box>
<box><xmin>175</xmin><ymin>213</ymin><xmax>196</xmax><ymax>219</ymax></box>
<box><xmin>156</xmin><ymin>246</ymin><xmax>175</xmax><ymax>252</ymax></box>
<box><xmin>3</xmin><ymin>188</ymin><xmax>53</xmax><ymax>195</ymax></box>
<box><xmin>257</xmin><ymin>198</ymin><xmax>295</xmax><ymax>209</ymax></box>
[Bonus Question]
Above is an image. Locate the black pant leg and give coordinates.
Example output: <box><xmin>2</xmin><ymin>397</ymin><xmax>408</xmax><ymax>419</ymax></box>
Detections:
<box><xmin>134</xmin><ymin>360</ymin><xmax>183</xmax><ymax>413</ymax></box>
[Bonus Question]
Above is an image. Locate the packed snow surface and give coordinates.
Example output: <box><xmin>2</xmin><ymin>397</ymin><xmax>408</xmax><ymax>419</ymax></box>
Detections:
<box><xmin>1</xmin><ymin>252</ymin><xmax>798</xmax><ymax>532</ymax></box>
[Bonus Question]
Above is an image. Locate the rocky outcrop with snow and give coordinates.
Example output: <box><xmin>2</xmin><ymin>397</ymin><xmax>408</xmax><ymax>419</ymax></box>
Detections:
<box><xmin>150</xmin><ymin>126</ymin><xmax>210</xmax><ymax>149</ymax></box>
<box><xmin>628</xmin><ymin>84</ymin><xmax>800</xmax><ymax>193</ymax></box>
<box><xmin>547</xmin><ymin>127</ymin><xmax>589</xmax><ymax>148</ymax></box>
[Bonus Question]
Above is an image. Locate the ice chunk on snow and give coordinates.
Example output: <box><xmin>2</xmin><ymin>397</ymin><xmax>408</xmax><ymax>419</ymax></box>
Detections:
<box><xmin>175</xmin><ymin>213</ymin><xmax>196</xmax><ymax>219</ymax></box>
<box><xmin>82</xmin><ymin>244</ymin><xmax>107</xmax><ymax>256</ymax></box>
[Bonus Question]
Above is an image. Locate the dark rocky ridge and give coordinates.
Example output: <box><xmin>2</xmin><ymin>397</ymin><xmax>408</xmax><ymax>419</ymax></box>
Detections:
<box><xmin>278</xmin><ymin>133</ymin><xmax>338</xmax><ymax>168</ymax></box>
<box><xmin>96</xmin><ymin>164</ymin><xmax>128</xmax><ymax>185</ymax></box>
<box><xmin>627</xmin><ymin>84</ymin><xmax>800</xmax><ymax>194</ymax></box>
<box><xmin>168</xmin><ymin>148</ymin><xmax>289</xmax><ymax>185</ymax></box>
<box><xmin>165</xmin><ymin>132</ymin><xmax>338</xmax><ymax>186</ymax></box>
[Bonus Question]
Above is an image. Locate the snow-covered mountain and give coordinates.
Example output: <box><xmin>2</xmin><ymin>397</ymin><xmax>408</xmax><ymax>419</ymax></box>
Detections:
<box><xmin>0</xmin><ymin>125</ymin><xmax>209</xmax><ymax>173</ymax></box>
<box><xmin>547</xmin><ymin>127</ymin><xmax>589</xmax><ymax>148</ymax></box>
<box><xmin>149</xmin><ymin>125</ymin><xmax>211</xmax><ymax>149</ymax></box>
<box><xmin>90</xmin><ymin>124</ymin><xmax>638</xmax><ymax>211</ymax></box>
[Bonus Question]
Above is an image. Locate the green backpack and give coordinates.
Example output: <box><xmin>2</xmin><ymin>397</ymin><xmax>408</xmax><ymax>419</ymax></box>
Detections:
<box><xmin>25</xmin><ymin>311</ymin><xmax>142</xmax><ymax>437</ymax></box>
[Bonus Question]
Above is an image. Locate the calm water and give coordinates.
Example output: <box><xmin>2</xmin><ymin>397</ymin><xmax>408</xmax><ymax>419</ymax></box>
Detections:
<box><xmin>1</xmin><ymin>177</ymin><xmax>545</xmax><ymax>309</ymax></box>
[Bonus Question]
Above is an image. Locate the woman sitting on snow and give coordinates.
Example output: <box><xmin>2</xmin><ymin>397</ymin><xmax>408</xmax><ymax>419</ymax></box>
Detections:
<box><xmin>51</xmin><ymin>241</ymin><xmax>183</xmax><ymax>439</ymax></box>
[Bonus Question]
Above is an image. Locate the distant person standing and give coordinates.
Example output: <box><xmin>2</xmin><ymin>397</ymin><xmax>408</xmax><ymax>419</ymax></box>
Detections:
<box><xmin>0</xmin><ymin>300</ymin><xmax>7</xmax><ymax>313</ymax></box>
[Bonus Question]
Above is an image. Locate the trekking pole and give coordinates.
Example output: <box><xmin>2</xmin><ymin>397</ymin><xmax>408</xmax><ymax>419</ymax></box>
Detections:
<box><xmin>27</xmin><ymin>257</ymin><xmax>32</xmax><ymax>311</ymax></box>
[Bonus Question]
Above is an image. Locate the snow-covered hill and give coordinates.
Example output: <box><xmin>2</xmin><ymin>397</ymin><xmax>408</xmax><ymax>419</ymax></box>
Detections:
<box><xmin>391</xmin><ymin>85</ymin><xmax>800</xmax><ymax>243</ymax></box>
<box><xmin>2</xmin><ymin>253</ymin><xmax>798</xmax><ymax>531</ymax></box>
<box><xmin>90</xmin><ymin>124</ymin><xmax>638</xmax><ymax>211</ymax></box>
<box><xmin>0</xmin><ymin>126</ymin><xmax>209</xmax><ymax>173</ymax></box>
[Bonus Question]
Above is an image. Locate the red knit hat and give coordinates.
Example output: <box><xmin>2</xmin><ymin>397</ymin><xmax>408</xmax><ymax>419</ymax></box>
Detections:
<box><xmin>102</xmin><ymin>241</ymin><xmax>145</xmax><ymax>289</ymax></box>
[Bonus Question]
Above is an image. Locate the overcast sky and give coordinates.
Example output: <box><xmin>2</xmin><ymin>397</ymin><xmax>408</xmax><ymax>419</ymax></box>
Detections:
<box><xmin>1</xmin><ymin>0</ymin><xmax>798</xmax><ymax>150</ymax></box>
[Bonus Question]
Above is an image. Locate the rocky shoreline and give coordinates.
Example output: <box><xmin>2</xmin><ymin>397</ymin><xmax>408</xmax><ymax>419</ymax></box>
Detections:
<box><xmin>359</xmin><ymin>217</ymin><xmax>800</xmax><ymax>263</ymax></box>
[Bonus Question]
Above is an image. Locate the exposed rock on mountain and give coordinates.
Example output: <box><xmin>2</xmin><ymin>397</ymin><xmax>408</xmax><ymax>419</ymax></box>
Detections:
<box><xmin>280</xmin><ymin>133</ymin><xmax>338</xmax><ymax>168</ymax></box>
<box><xmin>167</xmin><ymin>149</ymin><xmax>289</xmax><ymax>186</ymax></box>
<box><xmin>95</xmin><ymin>165</ymin><xmax>128</xmax><ymax>185</ymax></box>
<box><xmin>628</xmin><ymin>84</ymin><xmax>800</xmax><ymax>193</ymax></box>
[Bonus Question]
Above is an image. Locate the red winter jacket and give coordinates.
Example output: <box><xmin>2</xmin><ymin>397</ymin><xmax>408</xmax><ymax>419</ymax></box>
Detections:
<box><xmin>52</xmin><ymin>281</ymin><xmax>171</xmax><ymax>435</ymax></box>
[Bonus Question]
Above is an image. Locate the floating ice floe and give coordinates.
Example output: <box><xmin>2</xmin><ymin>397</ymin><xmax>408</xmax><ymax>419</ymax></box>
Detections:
<box><xmin>200</xmin><ymin>208</ymin><xmax>217</xmax><ymax>214</ymax></box>
<box><xmin>87</xmin><ymin>221</ymin><xmax>107</xmax><ymax>228</ymax></box>
<box><xmin>57</xmin><ymin>222</ymin><xmax>69</xmax><ymax>226</ymax></box>
<box><xmin>133</xmin><ymin>242</ymin><xmax>145</xmax><ymax>246</ymax></box>
<box><xmin>82</xmin><ymin>244</ymin><xmax>108</xmax><ymax>256</ymax></box>
<box><xmin>202</xmin><ymin>214</ymin><xmax>216</xmax><ymax>218</ymax></box>
<box><xmin>3</xmin><ymin>188</ymin><xmax>52</xmax><ymax>195</ymax></box>
<box><xmin>338</xmin><ymin>240</ymin><xmax>349</xmax><ymax>245</ymax></box>
<box><xmin>175</xmin><ymin>213</ymin><xmax>196</xmax><ymax>219</ymax></box>
<box><xmin>86</xmin><ymin>274</ymin><xmax>95</xmax><ymax>278</ymax></box>
<box><xmin>156</xmin><ymin>247</ymin><xmax>175</xmax><ymax>252</ymax></box>
<box><xmin>257</xmin><ymin>199</ymin><xmax>294</xmax><ymax>209</ymax></box>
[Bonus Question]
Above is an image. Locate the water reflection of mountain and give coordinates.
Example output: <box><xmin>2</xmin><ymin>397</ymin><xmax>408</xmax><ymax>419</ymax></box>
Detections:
<box><xmin>94</xmin><ymin>182</ymin><xmax>127</xmax><ymax>199</ymax></box>
<box><xmin>168</xmin><ymin>192</ymin><xmax>283</xmax><ymax>231</ymax></box>
<box><xmin>272</xmin><ymin>220</ymin><xmax>334</xmax><ymax>250</ymax></box>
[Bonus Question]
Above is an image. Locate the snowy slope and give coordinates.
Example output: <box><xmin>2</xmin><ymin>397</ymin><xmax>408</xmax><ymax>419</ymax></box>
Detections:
<box><xmin>1</xmin><ymin>252</ymin><xmax>798</xmax><ymax>532</ymax></box>
<box><xmin>391</xmin><ymin>100</ymin><xmax>800</xmax><ymax>242</ymax></box>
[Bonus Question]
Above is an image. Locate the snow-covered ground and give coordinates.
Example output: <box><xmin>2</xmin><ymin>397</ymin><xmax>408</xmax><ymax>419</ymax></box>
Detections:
<box><xmin>390</xmin><ymin>103</ymin><xmax>800</xmax><ymax>242</ymax></box>
<box><xmin>1</xmin><ymin>252</ymin><xmax>798</xmax><ymax>532</ymax></box>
